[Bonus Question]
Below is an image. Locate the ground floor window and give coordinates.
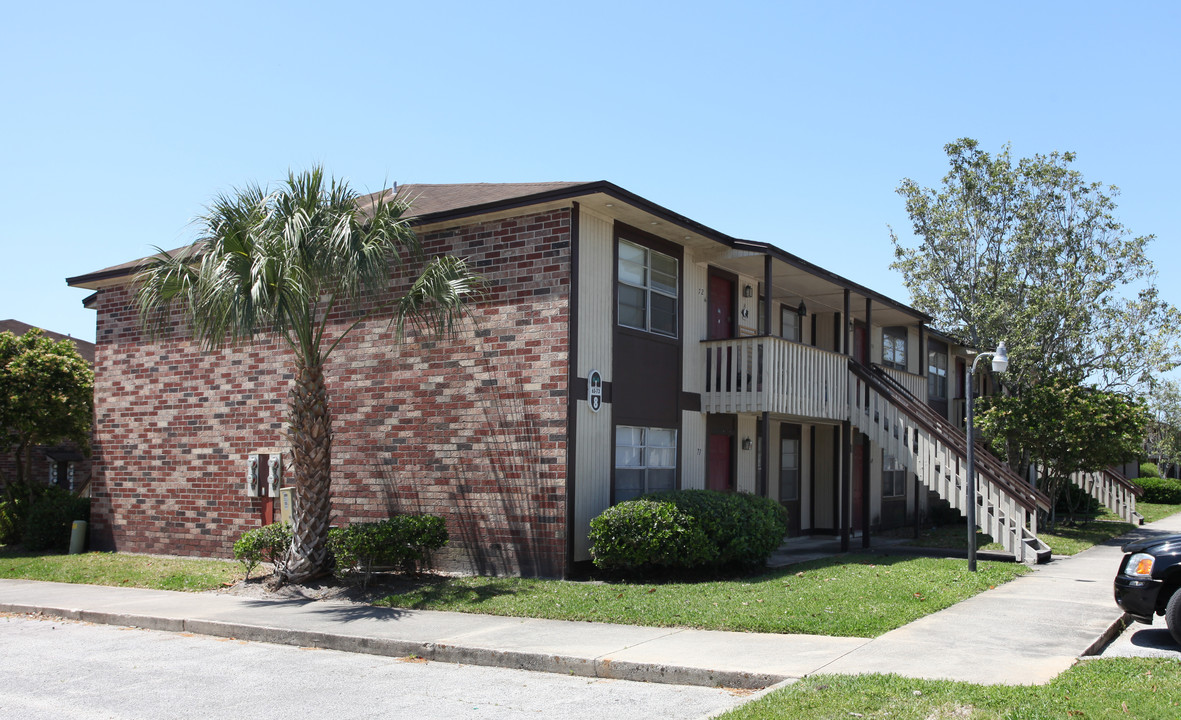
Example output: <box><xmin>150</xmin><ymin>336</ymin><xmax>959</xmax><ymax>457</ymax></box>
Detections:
<box><xmin>615</xmin><ymin>426</ymin><xmax>677</xmax><ymax>502</ymax></box>
<box><xmin>882</xmin><ymin>452</ymin><xmax>906</xmax><ymax>498</ymax></box>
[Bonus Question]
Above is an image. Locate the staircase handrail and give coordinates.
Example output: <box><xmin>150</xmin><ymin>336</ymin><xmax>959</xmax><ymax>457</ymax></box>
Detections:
<box><xmin>850</xmin><ymin>360</ymin><xmax>1051</xmax><ymax>513</ymax></box>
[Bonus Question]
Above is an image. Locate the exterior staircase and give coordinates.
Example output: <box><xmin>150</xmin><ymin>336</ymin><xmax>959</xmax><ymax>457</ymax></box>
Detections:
<box><xmin>1069</xmin><ymin>466</ymin><xmax>1144</xmax><ymax>525</ymax></box>
<box><xmin>848</xmin><ymin>362</ymin><xmax>1052</xmax><ymax>563</ymax></box>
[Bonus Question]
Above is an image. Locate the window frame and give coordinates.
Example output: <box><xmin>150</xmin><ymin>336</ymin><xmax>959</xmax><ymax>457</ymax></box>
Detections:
<box><xmin>617</xmin><ymin>237</ymin><xmax>680</xmax><ymax>339</ymax></box>
<box><xmin>881</xmin><ymin>452</ymin><xmax>906</xmax><ymax>499</ymax></box>
<box><xmin>927</xmin><ymin>341</ymin><xmax>949</xmax><ymax>400</ymax></box>
<box><xmin>780</xmin><ymin>306</ymin><xmax>800</xmax><ymax>342</ymax></box>
<box><xmin>613</xmin><ymin>425</ymin><xmax>678</xmax><ymax>504</ymax></box>
<box><xmin>881</xmin><ymin>326</ymin><xmax>908</xmax><ymax>371</ymax></box>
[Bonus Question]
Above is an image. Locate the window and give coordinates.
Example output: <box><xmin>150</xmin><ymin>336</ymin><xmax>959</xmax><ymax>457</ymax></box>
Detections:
<box><xmin>928</xmin><ymin>342</ymin><xmax>948</xmax><ymax>399</ymax></box>
<box><xmin>780</xmin><ymin>306</ymin><xmax>800</xmax><ymax>342</ymax></box>
<box><xmin>882</xmin><ymin>453</ymin><xmax>906</xmax><ymax>498</ymax></box>
<box><xmin>780</xmin><ymin>435</ymin><xmax>800</xmax><ymax>502</ymax></box>
<box><xmin>615</xmin><ymin>426</ymin><xmax>677</xmax><ymax>502</ymax></box>
<box><xmin>882</xmin><ymin>327</ymin><xmax>907</xmax><ymax>370</ymax></box>
<box><xmin>618</xmin><ymin>239</ymin><xmax>678</xmax><ymax>337</ymax></box>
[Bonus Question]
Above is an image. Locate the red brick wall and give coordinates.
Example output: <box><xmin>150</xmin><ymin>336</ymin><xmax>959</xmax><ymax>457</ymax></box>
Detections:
<box><xmin>88</xmin><ymin>208</ymin><xmax>572</xmax><ymax>576</ymax></box>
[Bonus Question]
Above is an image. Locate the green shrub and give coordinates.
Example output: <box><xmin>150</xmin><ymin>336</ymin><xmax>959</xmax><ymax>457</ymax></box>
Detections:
<box><xmin>1056</xmin><ymin>483</ymin><xmax>1102</xmax><ymax>517</ymax></box>
<box><xmin>22</xmin><ymin>486</ymin><xmax>90</xmax><ymax>552</ymax></box>
<box><xmin>1139</xmin><ymin>462</ymin><xmax>1161</xmax><ymax>479</ymax></box>
<box><xmin>588</xmin><ymin>490</ymin><xmax>789</xmax><ymax>573</ymax></box>
<box><xmin>328</xmin><ymin>515</ymin><xmax>448</xmax><ymax>586</ymax></box>
<box><xmin>648</xmin><ymin>489</ymin><xmax>789</xmax><ymax>568</ymax></box>
<box><xmin>588</xmin><ymin>499</ymin><xmax>712</xmax><ymax>572</ymax></box>
<box><xmin>233</xmin><ymin>522</ymin><xmax>292</xmax><ymax>580</ymax></box>
<box><xmin>1</xmin><ymin>481</ymin><xmax>54</xmax><ymax>545</ymax></box>
<box><xmin>1137</xmin><ymin>476</ymin><xmax>1181</xmax><ymax>504</ymax></box>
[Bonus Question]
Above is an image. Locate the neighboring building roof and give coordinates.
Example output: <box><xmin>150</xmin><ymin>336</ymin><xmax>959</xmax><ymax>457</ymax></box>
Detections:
<box><xmin>0</xmin><ymin>319</ymin><xmax>96</xmax><ymax>364</ymax></box>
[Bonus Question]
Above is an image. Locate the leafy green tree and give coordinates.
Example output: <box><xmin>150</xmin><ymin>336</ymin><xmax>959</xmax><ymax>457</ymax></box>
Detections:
<box><xmin>0</xmin><ymin>329</ymin><xmax>94</xmax><ymax>491</ymax></box>
<box><xmin>1144</xmin><ymin>379</ymin><xmax>1181</xmax><ymax>478</ymax></box>
<box><xmin>891</xmin><ymin>138</ymin><xmax>1179</xmax><ymax>396</ymax></box>
<box><xmin>135</xmin><ymin>168</ymin><xmax>483</xmax><ymax>583</ymax></box>
<box><xmin>976</xmin><ymin>376</ymin><xmax>1148</xmax><ymax>523</ymax></box>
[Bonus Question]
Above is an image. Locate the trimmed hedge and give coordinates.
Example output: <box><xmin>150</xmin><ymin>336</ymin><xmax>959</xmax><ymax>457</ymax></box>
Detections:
<box><xmin>328</xmin><ymin>515</ymin><xmax>448</xmax><ymax>586</ymax></box>
<box><xmin>588</xmin><ymin>489</ymin><xmax>789</xmax><ymax>572</ymax></box>
<box><xmin>587</xmin><ymin>499</ymin><xmax>712</xmax><ymax>571</ymax></box>
<box><xmin>1139</xmin><ymin>462</ymin><xmax>1162</xmax><ymax>479</ymax></box>
<box><xmin>1138</xmin><ymin>476</ymin><xmax>1181</xmax><ymax>505</ymax></box>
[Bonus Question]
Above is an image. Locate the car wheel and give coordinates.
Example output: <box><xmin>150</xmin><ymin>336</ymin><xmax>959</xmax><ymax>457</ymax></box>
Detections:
<box><xmin>1167</xmin><ymin>588</ymin><xmax>1181</xmax><ymax>646</ymax></box>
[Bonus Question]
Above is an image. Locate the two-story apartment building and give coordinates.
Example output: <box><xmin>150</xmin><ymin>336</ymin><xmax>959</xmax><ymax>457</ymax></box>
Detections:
<box><xmin>70</xmin><ymin>181</ymin><xmax>1138</xmax><ymax>576</ymax></box>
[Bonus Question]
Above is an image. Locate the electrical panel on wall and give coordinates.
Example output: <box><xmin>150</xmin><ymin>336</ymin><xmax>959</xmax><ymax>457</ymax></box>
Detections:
<box><xmin>246</xmin><ymin>454</ymin><xmax>261</xmax><ymax>497</ymax></box>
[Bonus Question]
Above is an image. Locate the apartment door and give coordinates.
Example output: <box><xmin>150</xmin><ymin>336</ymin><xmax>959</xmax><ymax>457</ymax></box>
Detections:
<box><xmin>780</xmin><ymin>424</ymin><xmax>802</xmax><ymax>536</ymax></box>
<box><xmin>707</xmin><ymin>434</ymin><xmax>733</xmax><ymax>492</ymax></box>
<box><xmin>853</xmin><ymin>322</ymin><xmax>868</xmax><ymax>365</ymax></box>
<box><xmin>708</xmin><ymin>275</ymin><xmax>734</xmax><ymax>340</ymax></box>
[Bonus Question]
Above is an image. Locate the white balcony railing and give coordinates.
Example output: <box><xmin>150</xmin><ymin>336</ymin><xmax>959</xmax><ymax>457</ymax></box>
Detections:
<box><xmin>878</xmin><ymin>365</ymin><xmax>927</xmax><ymax>405</ymax></box>
<box><xmin>702</xmin><ymin>337</ymin><xmax>847</xmax><ymax>421</ymax></box>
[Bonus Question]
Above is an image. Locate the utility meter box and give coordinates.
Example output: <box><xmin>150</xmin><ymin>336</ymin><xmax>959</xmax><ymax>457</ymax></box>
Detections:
<box><xmin>279</xmin><ymin>486</ymin><xmax>295</xmax><ymax>525</ymax></box>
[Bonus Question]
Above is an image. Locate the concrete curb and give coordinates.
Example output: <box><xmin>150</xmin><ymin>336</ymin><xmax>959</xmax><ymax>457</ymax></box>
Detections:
<box><xmin>0</xmin><ymin>600</ymin><xmax>785</xmax><ymax>690</ymax></box>
<box><xmin>1080</xmin><ymin>612</ymin><xmax>1131</xmax><ymax>657</ymax></box>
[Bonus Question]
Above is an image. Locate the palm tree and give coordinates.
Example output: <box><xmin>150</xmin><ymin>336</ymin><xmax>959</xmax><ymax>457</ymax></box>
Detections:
<box><xmin>135</xmin><ymin>167</ymin><xmax>482</xmax><ymax>583</ymax></box>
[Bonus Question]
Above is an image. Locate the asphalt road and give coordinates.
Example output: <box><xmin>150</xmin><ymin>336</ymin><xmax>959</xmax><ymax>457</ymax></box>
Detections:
<box><xmin>0</xmin><ymin>614</ymin><xmax>754</xmax><ymax>720</ymax></box>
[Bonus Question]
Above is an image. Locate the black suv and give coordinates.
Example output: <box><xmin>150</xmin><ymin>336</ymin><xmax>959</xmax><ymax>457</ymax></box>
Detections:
<box><xmin>1114</xmin><ymin>534</ymin><xmax>1181</xmax><ymax>645</ymax></box>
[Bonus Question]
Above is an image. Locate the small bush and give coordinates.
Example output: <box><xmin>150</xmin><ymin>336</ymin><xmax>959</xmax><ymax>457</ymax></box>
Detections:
<box><xmin>233</xmin><ymin>522</ymin><xmax>292</xmax><ymax>580</ymax></box>
<box><xmin>1139</xmin><ymin>462</ymin><xmax>1161</xmax><ymax>479</ymax></box>
<box><xmin>22</xmin><ymin>486</ymin><xmax>90</xmax><ymax>552</ymax></box>
<box><xmin>589</xmin><ymin>490</ymin><xmax>789</xmax><ymax>573</ymax></box>
<box><xmin>1138</xmin><ymin>476</ymin><xmax>1181</xmax><ymax>505</ymax></box>
<box><xmin>1056</xmin><ymin>483</ymin><xmax>1102</xmax><ymax>517</ymax></box>
<box><xmin>328</xmin><ymin>515</ymin><xmax>448</xmax><ymax>586</ymax></box>
<box><xmin>588</xmin><ymin>499</ymin><xmax>712</xmax><ymax>572</ymax></box>
<box><xmin>1</xmin><ymin>481</ymin><xmax>55</xmax><ymax>545</ymax></box>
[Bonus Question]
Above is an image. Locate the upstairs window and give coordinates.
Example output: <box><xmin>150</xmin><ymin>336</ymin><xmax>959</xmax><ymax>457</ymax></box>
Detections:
<box><xmin>618</xmin><ymin>239</ymin><xmax>678</xmax><ymax>337</ymax></box>
<box><xmin>882</xmin><ymin>327</ymin><xmax>907</xmax><ymax>371</ymax></box>
<box><xmin>615</xmin><ymin>426</ymin><xmax>677</xmax><ymax>503</ymax></box>
<box><xmin>928</xmin><ymin>342</ymin><xmax>949</xmax><ymax>399</ymax></box>
<box><xmin>780</xmin><ymin>306</ymin><xmax>800</xmax><ymax>342</ymax></box>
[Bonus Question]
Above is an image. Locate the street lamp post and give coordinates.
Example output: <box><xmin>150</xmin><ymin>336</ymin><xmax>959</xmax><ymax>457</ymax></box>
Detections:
<box><xmin>965</xmin><ymin>341</ymin><xmax>1009</xmax><ymax>572</ymax></box>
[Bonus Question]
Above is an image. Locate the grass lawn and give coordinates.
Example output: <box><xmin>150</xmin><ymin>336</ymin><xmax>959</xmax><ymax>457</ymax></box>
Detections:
<box><xmin>1137</xmin><ymin>501</ymin><xmax>1181</xmax><ymax>524</ymax></box>
<box><xmin>719</xmin><ymin>658</ymin><xmax>1181</xmax><ymax>719</ymax></box>
<box><xmin>0</xmin><ymin>548</ymin><xmax>240</xmax><ymax>592</ymax></box>
<box><xmin>375</xmin><ymin>554</ymin><xmax>1028</xmax><ymax>638</ymax></box>
<box><xmin>902</xmin><ymin>517</ymin><xmax>1137</xmax><ymax>556</ymax></box>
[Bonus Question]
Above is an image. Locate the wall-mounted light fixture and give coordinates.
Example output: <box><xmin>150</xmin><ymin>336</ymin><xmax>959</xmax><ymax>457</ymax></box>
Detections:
<box><xmin>741</xmin><ymin>437</ymin><xmax>753</xmax><ymax>451</ymax></box>
<box><xmin>797</xmin><ymin>301</ymin><xmax>807</xmax><ymax>317</ymax></box>
<box><xmin>742</xmin><ymin>284</ymin><xmax>754</xmax><ymax>298</ymax></box>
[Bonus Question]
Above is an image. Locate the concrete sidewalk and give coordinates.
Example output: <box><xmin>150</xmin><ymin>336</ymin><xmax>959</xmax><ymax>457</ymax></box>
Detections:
<box><xmin>2</xmin><ymin>512</ymin><xmax>1177</xmax><ymax>689</ymax></box>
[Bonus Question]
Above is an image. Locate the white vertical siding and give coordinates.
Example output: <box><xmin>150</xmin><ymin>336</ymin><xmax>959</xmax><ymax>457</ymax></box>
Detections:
<box><xmin>683</xmin><ymin>251</ymin><xmax>707</xmax><ymax>394</ymax></box>
<box><xmin>681</xmin><ymin>410</ymin><xmax>706</xmax><ymax>490</ymax></box>
<box><xmin>577</xmin><ymin>211</ymin><xmax>613</xmax><ymax>375</ymax></box>
<box><xmin>573</xmin><ymin>209</ymin><xmax>615</xmax><ymax>562</ymax></box>
<box><xmin>908</xmin><ymin>326</ymin><xmax>920</xmax><ymax>375</ymax></box>
<box><xmin>737</xmin><ymin>274</ymin><xmax>759</xmax><ymax>337</ymax></box>
<box><xmin>736</xmin><ymin>414</ymin><xmax>757</xmax><ymax>493</ymax></box>
<box><xmin>813</xmin><ymin>311</ymin><xmax>836</xmax><ymax>353</ymax></box>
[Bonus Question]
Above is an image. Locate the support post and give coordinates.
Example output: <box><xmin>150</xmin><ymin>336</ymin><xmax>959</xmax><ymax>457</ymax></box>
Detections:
<box><xmin>841</xmin><ymin>420</ymin><xmax>851</xmax><ymax>552</ymax></box>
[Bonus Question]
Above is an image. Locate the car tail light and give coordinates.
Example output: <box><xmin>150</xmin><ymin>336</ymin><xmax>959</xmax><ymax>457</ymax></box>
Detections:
<box><xmin>1126</xmin><ymin>553</ymin><xmax>1155</xmax><ymax>578</ymax></box>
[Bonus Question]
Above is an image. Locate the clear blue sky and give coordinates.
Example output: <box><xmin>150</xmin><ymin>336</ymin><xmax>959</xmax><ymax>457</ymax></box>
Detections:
<box><xmin>2</xmin><ymin>1</ymin><xmax>1178</xmax><ymax>344</ymax></box>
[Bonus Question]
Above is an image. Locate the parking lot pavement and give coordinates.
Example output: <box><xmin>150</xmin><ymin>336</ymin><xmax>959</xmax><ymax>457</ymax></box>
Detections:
<box><xmin>1099</xmin><ymin>621</ymin><xmax>1181</xmax><ymax>660</ymax></box>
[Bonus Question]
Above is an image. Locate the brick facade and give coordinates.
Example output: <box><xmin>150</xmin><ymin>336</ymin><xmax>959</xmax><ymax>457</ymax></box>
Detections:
<box><xmin>88</xmin><ymin>208</ymin><xmax>572</xmax><ymax>576</ymax></box>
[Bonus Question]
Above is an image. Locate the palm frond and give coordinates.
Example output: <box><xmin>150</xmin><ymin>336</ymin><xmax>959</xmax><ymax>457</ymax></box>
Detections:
<box><xmin>394</xmin><ymin>256</ymin><xmax>487</xmax><ymax>340</ymax></box>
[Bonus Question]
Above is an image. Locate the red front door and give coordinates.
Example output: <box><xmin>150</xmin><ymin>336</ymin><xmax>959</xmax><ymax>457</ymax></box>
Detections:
<box><xmin>708</xmin><ymin>275</ymin><xmax>734</xmax><ymax>340</ymax></box>
<box><xmin>854</xmin><ymin>323</ymin><xmax>868</xmax><ymax>365</ymax></box>
<box><xmin>707</xmin><ymin>434</ymin><xmax>733</xmax><ymax>492</ymax></box>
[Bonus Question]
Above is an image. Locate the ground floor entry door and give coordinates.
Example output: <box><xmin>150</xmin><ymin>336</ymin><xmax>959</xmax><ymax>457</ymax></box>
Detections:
<box><xmin>707</xmin><ymin>434</ymin><xmax>733</xmax><ymax>492</ymax></box>
<box><xmin>780</xmin><ymin>424</ymin><xmax>802</xmax><ymax>536</ymax></box>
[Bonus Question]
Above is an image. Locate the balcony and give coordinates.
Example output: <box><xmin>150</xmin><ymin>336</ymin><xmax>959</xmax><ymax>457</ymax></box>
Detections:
<box><xmin>702</xmin><ymin>336</ymin><xmax>848</xmax><ymax>421</ymax></box>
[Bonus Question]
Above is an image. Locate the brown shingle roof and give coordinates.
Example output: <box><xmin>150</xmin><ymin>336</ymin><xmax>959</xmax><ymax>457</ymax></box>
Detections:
<box><xmin>67</xmin><ymin>182</ymin><xmax>594</xmax><ymax>287</ymax></box>
<box><xmin>0</xmin><ymin>319</ymin><xmax>96</xmax><ymax>365</ymax></box>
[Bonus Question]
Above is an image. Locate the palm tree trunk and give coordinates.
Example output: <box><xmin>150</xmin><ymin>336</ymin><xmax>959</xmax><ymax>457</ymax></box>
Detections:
<box><xmin>281</xmin><ymin>358</ymin><xmax>333</xmax><ymax>583</ymax></box>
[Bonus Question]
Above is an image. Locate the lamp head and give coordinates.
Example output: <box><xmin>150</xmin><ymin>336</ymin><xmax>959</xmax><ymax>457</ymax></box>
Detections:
<box><xmin>991</xmin><ymin>341</ymin><xmax>1009</xmax><ymax>372</ymax></box>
